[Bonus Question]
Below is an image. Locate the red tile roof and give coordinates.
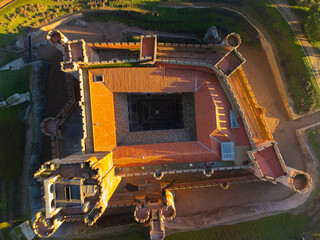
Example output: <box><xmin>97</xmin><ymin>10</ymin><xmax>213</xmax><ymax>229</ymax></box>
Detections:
<box><xmin>88</xmin><ymin>65</ymin><xmax>249</xmax><ymax>167</ymax></box>
<box><xmin>254</xmin><ymin>145</ymin><xmax>286</xmax><ymax>179</ymax></box>
<box><xmin>113</xmin><ymin>141</ymin><xmax>219</xmax><ymax>167</ymax></box>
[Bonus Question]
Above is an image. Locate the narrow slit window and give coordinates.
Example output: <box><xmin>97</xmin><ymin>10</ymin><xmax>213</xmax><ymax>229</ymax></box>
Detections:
<box><xmin>65</xmin><ymin>186</ymin><xmax>71</xmax><ymax>202</ymax></box>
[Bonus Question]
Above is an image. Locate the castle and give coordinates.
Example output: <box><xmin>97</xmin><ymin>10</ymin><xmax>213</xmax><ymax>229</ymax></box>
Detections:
<box><xmin>32</xmin><ymin>30</ymin><xmax>312</xmax><ymax>240</ymax></box>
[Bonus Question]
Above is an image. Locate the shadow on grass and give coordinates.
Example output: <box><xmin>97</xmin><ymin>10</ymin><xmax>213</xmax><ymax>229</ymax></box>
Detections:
<box><xmin>83</xmin><ymin>7</ymin><xmax>259</xmax><ymax>46</ymax></box>
<box><xmin>166</xmin><ymin>213</ymin><xmax>311</xmax><ymax>240</ymax></box>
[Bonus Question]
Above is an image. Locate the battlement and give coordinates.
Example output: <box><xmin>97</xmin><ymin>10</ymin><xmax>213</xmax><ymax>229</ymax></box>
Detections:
<box><xmin>35</xmin><ymin>30</ymin><xmax>313</xmax><ymax>239</ymax></box>
<box><xmin>33</xmin><ymin>153</ymin><xmax>121</xmax><ymax>237</ymax></box>
<box><xmin>87</xmin><ymin>41</ymin><xmax>141</xmax><ymax>49</ymax></box>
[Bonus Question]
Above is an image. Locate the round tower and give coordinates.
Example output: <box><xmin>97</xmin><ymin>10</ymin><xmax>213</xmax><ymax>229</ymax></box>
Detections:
<box><xmin>134</xmin><ymin>206</ymin><xmax>151</xmax><ymax>223</ymax></box>
<box><xmin>224</xmin><ymin>33</ymin><xmax>241</xmax><ymax>48</ymax></box>
<box><xmin>279</xmin><ymin>167</ymin><xmax>312</xmax><ymax>193</ymax></box>
<box><xmin>162</xmin><ymin>190</ymin><xmax>176</xmax><ymax>221</ymax></box>
<box><xmin>33</xmin><ymin>212</ymin><xmax>64</xmax><ymax>238</ymax></box>
<box><xmin>47</xmin><ymin>30</ymin><xmax>68</xmax><ymax>50</ymax></box>
<box><xmin>40</xmin><ymin>117</ymin><xmax>57</xmax><ymax>137</ymax></box>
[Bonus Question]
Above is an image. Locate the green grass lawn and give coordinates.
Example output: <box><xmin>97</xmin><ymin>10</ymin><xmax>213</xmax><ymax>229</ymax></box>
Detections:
<box><xmin>244</xmin><ymin>0</ymin><xmax>320</xmax><ymax>113</ymax></box>
<box><xmin>81</xmin><ymin>213</ymin><xmax>310</xmax><ymax>240</ymax></box>
<box><xmin>74</xmin><ymin>232</ymin><xmax>148</xmax><ymax>240</ymax></box>
<box><xmin>84</xmin><ymin>8</ymin><xmax>259</xmax><ymax>45</ymax></box>
<box><xmin>304</xmin><ymin>125</ymin><xmax>320</xmax><ymax>210</ymax></box>
<box><xmin>306</xmin><ymin>125</ymin><xmax>320</xmax><ymax>162</ymax></box>
<box><xmin>0</xmin><ymin>51</ymin><xmax>19</xmax><ymax>67</ymax></box>
<box><xmin>0</xmin><ymin>66</ymin><xmax>31</xmax><ymax>99</ymax></box>
<box><xmin>0</xmin><ymin>66</ymin><xmax>31</xmax><ymax>179</ymax></box>
<box><xmin>166</xmin><ymin>213</ymin><xmax>311</xmax><ymax>240</ymax></box>
<box><xmin>0</xmin><ymin>180</ymin><xmax>9</xmax><ymax>221</ymax></box>
<box><xmin>0</xmin><ymin>66</ymin><xmax>30</xmax><ymax>226</ymax></box>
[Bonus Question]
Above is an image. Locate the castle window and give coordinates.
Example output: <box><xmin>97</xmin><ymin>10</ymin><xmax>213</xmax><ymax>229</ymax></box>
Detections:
<box><xmin>94</xmin><ymin>75</ymin><xmax>104</xmax><ymax>82</ymax></box>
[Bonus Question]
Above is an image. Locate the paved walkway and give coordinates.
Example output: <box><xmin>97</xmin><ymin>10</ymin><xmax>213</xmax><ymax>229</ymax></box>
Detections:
<box><xmin>270</xmin><ymin>0</ymin><xmax>320</xmax><ymax>85</ymax></box>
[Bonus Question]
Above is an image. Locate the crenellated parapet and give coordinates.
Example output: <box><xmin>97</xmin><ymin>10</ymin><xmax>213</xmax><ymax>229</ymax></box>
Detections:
<box><xmin>134</xmin><ymin>206</ymin><xmax>151</xmax><ymax>223</ymax></box>
<box><xmin>33</xmin><ymin>153</ymin><xmax>121</xmax><ymax>237</ymax></box>
<box><xmin>133</xmin><ymin>189</ymin><xmax>176</xmax><ymax>239</ymax></box>
<box><xmin>224</xmin><ymin>32</ymin><xmax>242</xmax><ymax>48</ymax></box>
<box><xmin>222</xmin><ymin>74</ymin><xmax>255</xmax><ymax>146</ymax></box>
<box><xmin>87</xmin><ymin>41</ymin><xmax>141</xmax><ymax>49</ymax></box>
<box><xmin>234</xmin><ymin>69</ymin><xmax>273</xmax><ymax>141</ymax></box>
<box><xmin>78</xmin><ymin>69</ymin><xmax>87</xmax><ymax>152</ymax></box>
<box><xmin>83</xmin><ymin>153</ymin><xmax>121</xmax><ymax>226</ymax></box>
<box><xmin>279</xmin><ymin>166</ymin><xmax>312</xmax><ymax>193</ymax></box>
<box><xmin>47</xmin><ymin>30</ymin><xmax>68</xmax><ymax>51</ymax></box>
<box><xmin>215</xmin><ymin>48</ymin><xmax>246</xmax><ymax>77</ymax></box>
<box><xmin>162</xmin><ymin>190</ymin><xmax>176</xmax><ymax>222</ymax></box>
<box><xmin>247</xmin><ymin>141</ymin><xmax>289</xmax><ymax>182</ymax></box>
<box><xmin>140</xmin><ymin>35</ymin><xmax>157</xmax><ymax>62</ymax></box>
<box><xmin>61</xmin><ymin>56</ymin><xmax>152</xmax><ymax>72</ymax></box>
<box><xmin>36</xmin><ymin>29</ymin><xmax>314</xmax><ymax>239</ymax></box>
<box><xmin>225</xmin><ymin>69</ymin><xmax>273</xmax><ymax>143</ymax></box>
<box><xmin>33</xmin><ymin>212</ymin><xmax>64</xmax><ymax>238</ymax></box>
<box><xmin>34</xmin><ymin>162</ymin><xmax>57</xmax><ymax>180</ymax></box>
<box><xmin>157</xmin><ymin>42</ymin><xmax>220</xmax><ymax>49</ymax></box>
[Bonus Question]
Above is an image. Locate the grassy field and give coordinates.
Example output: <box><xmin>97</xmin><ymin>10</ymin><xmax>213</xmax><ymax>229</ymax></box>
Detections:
<box><xmin>305</xmin><ymin>125</ymin><xmax>320</xmax><ymax>234</ymax></box>
<box><xmin>0</xmin><ymin>51</ymin><xmax>19</xmax><ymax>67</ymax></box>
<box><xmin>77</xmin><ymin>213</ymin><xmax>310</xmax><ymax>240</ymax></box>
<box><xmin>306</xmin><ymin>126</ymin><xmax>320</xmax><ymax>162</ymax></box>
<box><xmin>0</xmin><ymin>66</ymin><xmax>30</xmax><ymax>179</ymax></box>
<box><xmin>74</xmin><ymin>232</ymin><xmax>148</xmax><ymax>240</ymax></box>
<box><xmin>0</xmin><ymin>66</ymin><xmax>30</xmax><ymax>229</ymax></box>
<box><xmin>84</xmin><ymin>8</ymin><xmax>259</xmax><ymax>45</ymax></box>
<box><xmin>244</xmin><ymin>0</ymin><xmax>320</xmax><ymax>114</ymax></box>
<box><xmin>166</xmin><ymin>213</ymin><xmax>311</xmax><ymax>240</ymax></box>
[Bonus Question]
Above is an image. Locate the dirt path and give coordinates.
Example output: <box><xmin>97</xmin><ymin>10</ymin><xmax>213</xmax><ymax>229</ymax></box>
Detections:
<box><xmin>270</xmin><ymin>0</ymin><xmax>320</xmax><ymax>86</ymax></box>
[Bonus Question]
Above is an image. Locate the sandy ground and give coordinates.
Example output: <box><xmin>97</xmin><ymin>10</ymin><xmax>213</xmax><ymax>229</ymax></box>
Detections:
<box><xmin>240</xmin><ymin>42</ymin><xmax>320</xmax><ymax>173</ymax></box>
<box><xmin>174</xmin><ymin>181</ymin><xmax>293</xmax><ymax>217</ymax></box>
<box><xmin>36</xmin><ymin>19</ymin><xmax>201</xmax><ymax>44</ymax></box>
<box><xmin>240</xmin><ymin>43</ymin><xmax>305</xmax><ymax>169</ymax></box>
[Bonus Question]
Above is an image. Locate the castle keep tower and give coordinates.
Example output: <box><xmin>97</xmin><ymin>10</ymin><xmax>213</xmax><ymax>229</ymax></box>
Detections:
<box><xmin>33</xmin><ymin>154</ymin><xmax>121</xmax><ymax>237</ymax></box>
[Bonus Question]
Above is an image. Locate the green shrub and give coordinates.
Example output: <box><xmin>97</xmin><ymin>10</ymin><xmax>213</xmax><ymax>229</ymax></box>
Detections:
<box><xmin>245</xmin><ymin>0</ymin><xmax>320</xmax><ymax>113</ymax></box>
<box><xmin>305</xmin><ymin>3</ymin><xmax>320</xmax><ymax>47</ymax></box>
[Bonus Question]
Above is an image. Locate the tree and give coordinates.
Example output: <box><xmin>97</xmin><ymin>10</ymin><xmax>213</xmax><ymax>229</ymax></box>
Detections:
<box><xmin>305</xmin><ymin>3</ymin><xmax>320</xmax><ymax>47</ymax></box>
